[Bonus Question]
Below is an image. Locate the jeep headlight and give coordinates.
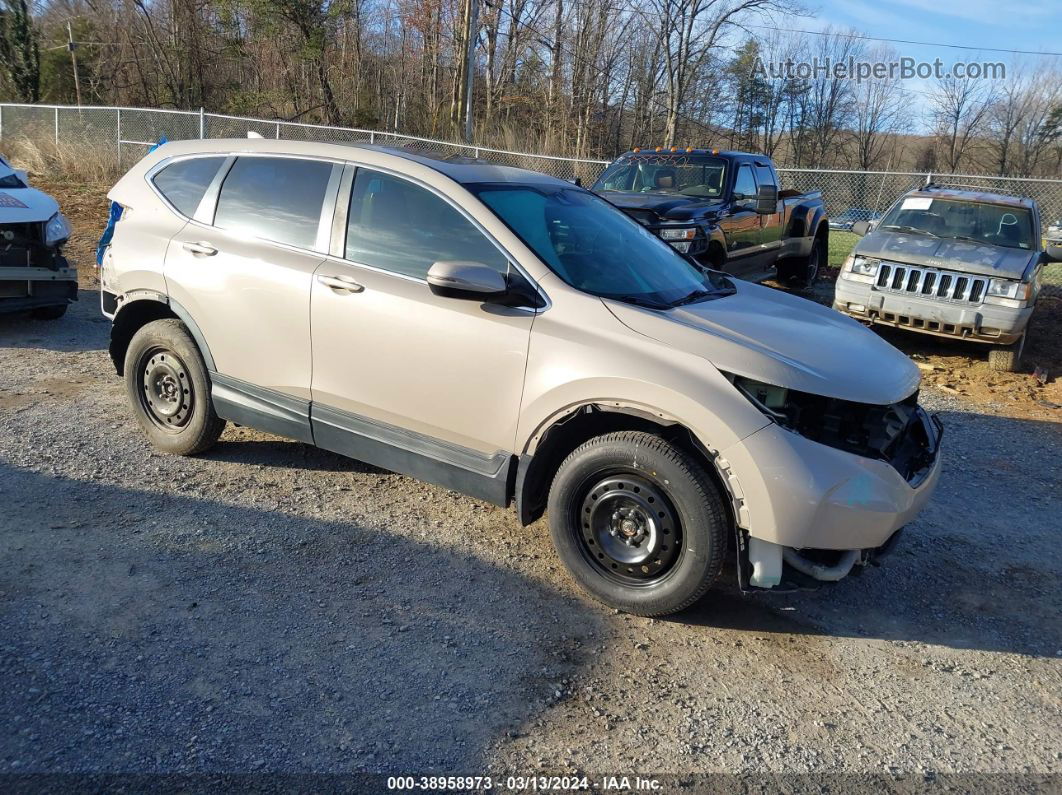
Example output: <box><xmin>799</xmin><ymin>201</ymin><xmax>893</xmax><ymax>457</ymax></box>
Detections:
<box><xmin>44</xmin><ymin>212</ymin><xmax>71</xmax><ymax>247</ymax></box>
<box><xmin>841</xmin><ymin>255</ymin><xmax>879</xmax><ymax>283</ymax></box>
<box><xmin>985</xmin><ymin>278</ymin><xmax>1032</xmax><ymax>302</ymax></box>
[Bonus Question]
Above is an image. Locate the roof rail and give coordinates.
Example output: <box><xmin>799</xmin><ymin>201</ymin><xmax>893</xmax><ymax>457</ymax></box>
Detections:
<box><xmin>924</xmin><ymin>182</ymin><xmax>1034</xmax><ymax>201</ymax></box>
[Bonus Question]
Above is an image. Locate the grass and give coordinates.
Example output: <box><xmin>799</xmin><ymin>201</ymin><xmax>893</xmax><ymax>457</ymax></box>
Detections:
<box><xmin>827</xmin><ymin>230</ymin><xmax>860</xmax><ymax>269</ymax></box>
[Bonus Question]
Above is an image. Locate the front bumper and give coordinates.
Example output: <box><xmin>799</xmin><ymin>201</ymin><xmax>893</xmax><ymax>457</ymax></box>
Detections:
<box><xmin>834</xmin><ymin>276</ymin><xmax>1032</xmax><ymax>345</ymax></box>
<box><xmin>722</xmin><ymin>407</ymin><xmax>942</xmax><ymax>552</ymax></box>
<box><xmin>0</xmin><ymin>263</ymin><xmax>78</xmax><ymax>313</ymax></box>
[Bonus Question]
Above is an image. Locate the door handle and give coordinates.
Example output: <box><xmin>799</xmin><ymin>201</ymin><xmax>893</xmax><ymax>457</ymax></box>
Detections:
<box><xmin>317</xmin><ymin>274</ymin><xmax>364</xmax><ymax>293</ymax></box>
<box><xmin>182</xmin><ymin>241</ymin><xmax>217</xmax><ymax>256</ymax></box>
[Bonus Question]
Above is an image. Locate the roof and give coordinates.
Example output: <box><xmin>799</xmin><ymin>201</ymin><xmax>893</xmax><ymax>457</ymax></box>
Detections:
<box><xmin>615</xmin><ymin>149</ymin><xmax>769</xmax><ymax>162</ymax></box>
<box><xmin>914</xmin><ymin>184</ymin><xmax>1036</xmax><ymax>209</ymax></box>
<box><xmin>138</xmin><ymin>137</ymin><xmax>573</xmax><ymax>189</ymax></box>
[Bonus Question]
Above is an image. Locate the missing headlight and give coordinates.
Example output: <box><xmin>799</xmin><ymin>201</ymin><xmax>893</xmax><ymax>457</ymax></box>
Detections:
<box><xmin>729</xmin><ymin>374</ymin><xmax>933</xmax><ymax>480</ymax></box>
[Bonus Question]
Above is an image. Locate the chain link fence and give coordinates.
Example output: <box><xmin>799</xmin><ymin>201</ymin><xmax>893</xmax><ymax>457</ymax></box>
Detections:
<box><xmin>2</xmin><ymin>102</ymin><xmax>1060</xmax><ymax>293</ymax></box>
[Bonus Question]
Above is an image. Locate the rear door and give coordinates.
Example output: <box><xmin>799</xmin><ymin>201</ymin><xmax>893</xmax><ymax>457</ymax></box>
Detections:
<box><xmin>164</xmin><ymin>155</ymin><xmax>339</xmax><ymax>437</ymax></box>
<box><xmin>755</xmin><ymin>162</ymin><xmax>784</xmax><ymax>255</ymax></box>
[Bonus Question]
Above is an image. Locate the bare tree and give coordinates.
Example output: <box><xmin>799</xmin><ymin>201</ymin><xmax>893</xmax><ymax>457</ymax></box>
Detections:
<box><xmin>929</xmin><ymin>75</ymin><xmax>994</xmax><ymax>173</ymax></box>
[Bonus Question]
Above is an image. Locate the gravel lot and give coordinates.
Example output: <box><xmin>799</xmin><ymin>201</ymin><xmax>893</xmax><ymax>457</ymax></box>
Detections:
<box><xmin>1</xmin><ymin>292</ymin><xmax>1060</xmax><ymax>785</ymax></box>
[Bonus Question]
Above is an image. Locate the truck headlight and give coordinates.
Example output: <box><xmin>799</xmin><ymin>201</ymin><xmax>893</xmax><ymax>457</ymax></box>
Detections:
<box><xmin>660</xmin><ymin>227</ymin><xmax>697</xmax><ymax>241</ymax></box>
<box><xmin>985</xmin><ymin>279</ymin><xmax>1032</xmax><ymax>301</ymax></box>
<box><xmin>44</xmin><ymin>212</ymin><xmax>71</xmax><ymax>247</ymax></box>
<box><xmin>841</xmin><ymin>255</ymin><xmax>879</xmax><ymax>283</ymax></box>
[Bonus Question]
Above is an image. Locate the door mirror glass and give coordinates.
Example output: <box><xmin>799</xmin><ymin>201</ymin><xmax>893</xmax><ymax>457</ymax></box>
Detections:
<box><xmin>427</xmin><ymin>261</ymin><xmax>508</xmax><ymax>301</ymax></box>
<box><xmin>1045</xmin><ymin>243</ymin><xmax>1062</xmax><ymax>263</ymax></box>
<box><xmin>851</xmin><ymin>220</ymin><xmax>870</xmax><ymax>236</ymax></box>
<box><xmin>756</xmin><ymin>184</ymin><xmax>778</xmax><ymax>215</ymax></box>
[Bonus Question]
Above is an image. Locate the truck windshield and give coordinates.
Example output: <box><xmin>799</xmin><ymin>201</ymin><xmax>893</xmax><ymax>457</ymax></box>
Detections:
<box><xmin>594</xmin><ymin>155</ymin><xmax>727</xmax><ymax>199</ymax></box>
<box><xmin>880</xmin><ymin>197</ymin><xmax>1035</xmax><ymax>250</ymax></box>
<box><xmin>471</xmin><ymin>184</ymin><xmax>732</xmax><ymax>308</ymax></box>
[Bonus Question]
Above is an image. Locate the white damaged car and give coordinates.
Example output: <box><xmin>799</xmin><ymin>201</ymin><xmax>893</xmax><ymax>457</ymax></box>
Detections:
<box><xmin>0</xmin><ymin>154</ymin><xmax>76</xmax><ymax>319</ymax></box>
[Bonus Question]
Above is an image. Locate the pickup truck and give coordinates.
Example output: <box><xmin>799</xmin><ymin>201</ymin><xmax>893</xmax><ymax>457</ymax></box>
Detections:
<box><xmin>591</xmin><ymin>149</ymin><xmax>828</xmax><ymax>285</ymax></box>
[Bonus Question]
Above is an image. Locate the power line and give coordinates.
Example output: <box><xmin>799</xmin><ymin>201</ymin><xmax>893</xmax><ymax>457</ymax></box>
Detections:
<box><xmin>745</xmin><ymin>24</ymin><xmax>1062</xmax><ymax>58</ymax></box>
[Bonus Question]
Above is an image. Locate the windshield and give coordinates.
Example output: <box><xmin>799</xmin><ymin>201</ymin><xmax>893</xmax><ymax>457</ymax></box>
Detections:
<box><xmin>594</xmin><ymin>155</ymin><xmax>727</xmax><ymax>199</ymax></box>
<box><xmin>879</xmin><ymin>196</ymin><xmax>1035</xmax><ymax>250</ymax></box>
<box><xmin>471</xmin><ymin>184</ymin><xmax>732</xmax><ymax>308</ymax></box>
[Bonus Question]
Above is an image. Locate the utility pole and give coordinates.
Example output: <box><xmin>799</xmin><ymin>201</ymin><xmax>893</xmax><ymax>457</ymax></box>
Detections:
<box><xmin>462</xmin><ymin>0</ymin><xmax>478</xmax><ymax>143</ymax></box>
<box><xmin>67</xmin><ymin>22</ymin><xmax>82</xmax><ymax>107</ymax></box>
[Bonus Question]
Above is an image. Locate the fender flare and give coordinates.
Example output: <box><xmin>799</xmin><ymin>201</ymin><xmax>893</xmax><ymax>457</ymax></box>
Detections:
<box><xmin>111</xmin><ymin>292</ymin><xmax>216</xmax><ymax>373</ymax></box>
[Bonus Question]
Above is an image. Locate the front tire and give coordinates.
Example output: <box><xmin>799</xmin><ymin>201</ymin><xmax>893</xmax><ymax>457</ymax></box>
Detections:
<box><xmin>988</xmin><ymin>331</ymin><xmax>1026</xmax><ymax>373</ymax></box>
<box><xmin>124</xmin><ymin>318</ymin><xmax>225</xmax><ymax>455</ymax></box>
<box><xmin>32</xmin><ymin>304</ymin><xmax>68</xmax><ymax>320</ymax></box>
<box><xmin>547</xmin><ymin>431</ymin><xmax>729</xmax><ymax>616</ymax></box>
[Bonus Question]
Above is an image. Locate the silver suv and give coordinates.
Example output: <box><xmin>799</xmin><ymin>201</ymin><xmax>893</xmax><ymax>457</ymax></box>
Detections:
<box><xmin>101</xmin><ymin>139</ymin><xmax>942</xmax><ymax>616</ymax></box>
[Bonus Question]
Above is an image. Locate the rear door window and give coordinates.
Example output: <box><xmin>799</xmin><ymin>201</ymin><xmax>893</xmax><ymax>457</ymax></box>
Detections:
<box><xmin>344</xmin><ymin>168</ymin><xmax>508</xmax><ymax>279</ymax></box>
<box><xmin>152</xmin><ymin>156</ymin><xmax>225</xmax><ymax>217</ymax></box>
<box><xmin>213</xmin><ymin>156</ymin><xmax>334</xmax><ymax>250</ymax></box>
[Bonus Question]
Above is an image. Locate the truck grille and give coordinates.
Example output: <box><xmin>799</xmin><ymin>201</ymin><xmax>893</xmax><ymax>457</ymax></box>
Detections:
<box><xmin>875</xmin><ymin>262</ymin><xmax>987</xmax><ymax>304</ymax></box>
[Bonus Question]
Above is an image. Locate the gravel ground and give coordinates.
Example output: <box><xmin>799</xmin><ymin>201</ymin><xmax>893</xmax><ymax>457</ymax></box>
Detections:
<box><xmin>1</xmin><ymin>292</ymin><xmax>1060</xmax><ymax>785</ymax></box>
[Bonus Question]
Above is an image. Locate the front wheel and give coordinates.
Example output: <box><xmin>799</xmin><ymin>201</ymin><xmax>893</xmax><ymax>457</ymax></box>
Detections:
<box><xmin>987</xmin><ymin>331</ymin><xmax>1026</xmax><ymax>372</ymax></box>
<box><xmin>547</xmin><ymin>431</ymin><xmax>729</xmax><ymax>616</ymax></box>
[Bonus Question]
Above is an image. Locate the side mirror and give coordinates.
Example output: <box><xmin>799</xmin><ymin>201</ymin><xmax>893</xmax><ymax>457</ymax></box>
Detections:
<box><xmin>427</xmin><ymin>260</ymin><xmax>508</xmax><ymax>301</ymax></box>
<box><xmin>851</xmin><ymin>220</ymin><xmax>870</xmax><ymax>236</ymax></box>
<box><xmin>15</xmin><ymin>169</ymin><xmax>29</xmax><ymax>185</ymax></box>
<box><xmin>572</xmin><ymin>177</ymin><xmax>583</xmax><ymax>187</ymax></box>
<box><xmin>1045</xmin><ymin>244</ymin><xmax>1062</xmax><ymax>263</ymax></box>
<box><xmin>755</xmin><ymin>184</ymin><xmax>778</xmax><ymax>215</ymax></box>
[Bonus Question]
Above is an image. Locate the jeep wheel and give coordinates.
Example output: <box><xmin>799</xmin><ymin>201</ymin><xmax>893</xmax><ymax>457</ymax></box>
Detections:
<box><xmin>547</xmin><ymin>431</ymin><xmax>729</xmax><ymax>616</ymax></box>
<box><xmin>31</xmin><ymin>304</ymin><xmax>67</xmax><ymax>320</ymax></box>
<box><xmin>125</xmin><ymin>318</ymin><xmax>225</xmax><ymax>455</ymax></box>
<box><xmin>988</xmin><ymin>331</ymin><xmax>1026</xmax><ymax>373</ymax></box>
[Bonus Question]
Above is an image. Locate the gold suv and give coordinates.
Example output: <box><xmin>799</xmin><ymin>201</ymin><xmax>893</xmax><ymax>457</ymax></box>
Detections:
<box><xmin>101</xmin><ymin>139</ymin><xmax>942</xmax><ymax>616</ymax></box>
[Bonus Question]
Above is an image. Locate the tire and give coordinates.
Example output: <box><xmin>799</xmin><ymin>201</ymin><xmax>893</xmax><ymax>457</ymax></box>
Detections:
<box><xmin>988</xmin><ymin>331</ymin><xmax>1026</xmax><ymax>373</ymax></box>
<box><xmin>124</xmin><ymin>318</ymin><xmax>225</xmax><ymax>455</ymax></box>
<box><xmin>31</xmin><ymin>304</ymin><xmax>67</xmax><ymax>320</ymax></box>
<box><xmin>777</xmin><ymin>236</ymin><xmax>824</xmax><ymax>288</ymax></box>
<box><xmin>546</xmin><ymin>431</ymin><xmax>729</xmax><ymax>617</ymax></box>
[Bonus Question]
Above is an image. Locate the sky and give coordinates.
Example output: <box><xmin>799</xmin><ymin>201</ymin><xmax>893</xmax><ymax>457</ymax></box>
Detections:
<box><xmin>777</xmin><ymin>0</ymin><xmax>1062</xmax><ymax>130</ymax></box>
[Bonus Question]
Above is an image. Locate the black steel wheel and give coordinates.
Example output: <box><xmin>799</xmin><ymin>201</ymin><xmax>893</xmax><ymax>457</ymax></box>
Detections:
<box><xmin>136</xmin><ymin>346</ymin><xmax>194</xmax><ymax>432</ymax></box>
<box><xmin>576</xmin><ymin>474</ymin><xmax>682</xmax><ymax>585</ymax></box>
<box><xmin>548</xmin><ymin>431</ymin><xmax>729</xmax><ymax>616</ymax></box>
<box><xmin>124</xmin><ymin>318</ymin><xmax>225</xmax><ymax>456</ymax></box>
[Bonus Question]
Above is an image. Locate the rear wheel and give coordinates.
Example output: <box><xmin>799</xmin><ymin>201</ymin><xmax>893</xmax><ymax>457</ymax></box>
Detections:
<box><xmin>988</xmin><ymin>331</ymin><xmax>1026</xmax><ymax>373</ymax></box>
<box><xmin>124</xmin><ymin>318</ymin><xmax>225</xmax><ymax>455</ymax></box>
<box><xmin>778</xmin><ymin>235</ymin><xmax>824</xmax><ymax>288</ymax></box>
<box><xmin>547</xmin><ymin>431</ymin><xmax>729</xmax><ymax>616</ymax></box>
<box><xmin>31</xmin><ymin>304</ymin><xmax>67</xmax><ymax>320</ymax></box>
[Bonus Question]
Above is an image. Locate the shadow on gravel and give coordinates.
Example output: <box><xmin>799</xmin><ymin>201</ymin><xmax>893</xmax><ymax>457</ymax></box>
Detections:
<box><xmin>0</xmin><ymin>290</ymin><xmax>107</xmax><ymax>354</ymax></box>
<box><xmin>679</xmin><ymin>410</ymin><xmax>1062</xmax><ymax>659</ymax></box>
<box><xmin>0</xmin><ymin>462</ymin><xmax>600</xmax><ymax>773</ymax></box>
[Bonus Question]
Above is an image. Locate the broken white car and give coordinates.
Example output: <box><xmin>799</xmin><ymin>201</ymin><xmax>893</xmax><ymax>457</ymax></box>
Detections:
<box><xmin>0</xmin><ymin>154</ymin><xmax>76</xmax><ymax>319</ymax></box>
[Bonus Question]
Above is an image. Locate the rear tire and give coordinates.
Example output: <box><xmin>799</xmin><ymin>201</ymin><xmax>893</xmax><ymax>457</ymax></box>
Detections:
<box><xmin>124</xmin><ymin>318</ymin><xmax>225</xmax><ymax>455</ymax></box>
<box><xmin>988</xmin><ymin>332</ymin><xmax>1026</xmax><ymax>373</ymax></box>
<box><xmin>31</xmin><ymin>304</ymin><xmax>67</xmax><ymax>320</ymax></box>
<box><xmin>778</xmin><ymin>235</ymin><xmax>824</xmax><ymax>288</ymax></box>
<box><xmin>546</xmin><ymin>431</ymin><xmax>729</xmax><ymax>616</ymax></box>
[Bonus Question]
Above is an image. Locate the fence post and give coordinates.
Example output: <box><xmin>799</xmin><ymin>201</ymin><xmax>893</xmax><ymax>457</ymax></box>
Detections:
<box><xmin>199</xmin><ymin>107</ymin><xmax>205</xmax><ymax>139</ymax></box>
<box><xmin>116</xmin><ymin>108</ymin><xmax>122</xmax><ymax>168</ymax></box>
<box><xmin>54</xmin><ymin>106</ymin><xmax>59</xmax><ymax>147</ymax></box>
<box><xmin>0</xmin><ymin>104</ymin><xmax>3</xmax><ymax>141</ymax></box>
<box><xmin>276</xmin><ymin>122</ymin><xmax>280</xmax><ymax>140</ymax></box>
<box><xmin>369</xmin><ymin>131</ymin><xmax>375</xmax><ymax>144</ymax></box>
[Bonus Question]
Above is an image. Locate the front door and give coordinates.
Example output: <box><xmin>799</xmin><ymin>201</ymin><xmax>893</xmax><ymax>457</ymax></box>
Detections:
<box><xmin>722</xmin><ymin>163</ymin><xmax>764</xmax><ymax>280</ymax></box>
<box><xmin>309</xmin><ymin>166</ymin><xmax>536</xmax><ymax>503</ymax></box>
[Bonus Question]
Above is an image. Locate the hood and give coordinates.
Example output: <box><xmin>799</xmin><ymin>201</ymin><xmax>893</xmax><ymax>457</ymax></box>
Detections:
<box><xmin>0</xmin><ymin>186</ymin><xmax>59</xmax><ymax>224</ymax></box>
<box><xmin>606</xmin><ymin>280</ymin><xmax>920</xmax><ymax>406</ymax></box>
<box><xmin>599</xmin><ymin>191</ymin><xmax>724</xmax><ymax>222</ymax></box>
<box><xmin>856</xmin><ymin>228</ymin><xmax>1036</xmax><ymax>280</ymax></box>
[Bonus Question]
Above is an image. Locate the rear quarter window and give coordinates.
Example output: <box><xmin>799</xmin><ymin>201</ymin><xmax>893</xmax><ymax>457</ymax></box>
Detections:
<box><xmin>151</xmin><ymin>156</ymin><xmax>226</xmax><ymax>217</ymax></box>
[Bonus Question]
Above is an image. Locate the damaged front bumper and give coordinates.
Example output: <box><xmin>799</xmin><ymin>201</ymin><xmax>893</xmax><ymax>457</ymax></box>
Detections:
<box><xmin>0</xmin><ymin>262</ymin><xmax>78</xmax><ymax>314</ymax></box>
<box><xmin>722</xmin><ymin>406</ymin><xmax>943</xmax><ymax>590</ymax></box>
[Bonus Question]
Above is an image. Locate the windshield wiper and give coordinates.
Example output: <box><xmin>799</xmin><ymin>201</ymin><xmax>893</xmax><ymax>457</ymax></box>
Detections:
<box><xmin>882</xmin><ymin>224</ymin><xmax>939</xmax><ymax>238</ymax></box>
<box><xmin>671</xmin><ymin>287</ymin><xmax>720</xmax><ymax>306</ymax></box>
<box><xmin>609</xmin><ymin>294</ymin><xmax>671</xmax><ymax>310</ymax></box>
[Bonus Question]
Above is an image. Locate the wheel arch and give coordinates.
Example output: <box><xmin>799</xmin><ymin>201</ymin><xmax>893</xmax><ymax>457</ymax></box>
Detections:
<box><xmin>109</xmin><ymin>294</ymin><xmax>215</xmax><ymax>376</ymax></box>
<box><xmin>513</xmin><ymin>402</ymin><xmax>742</xmax><ymax>529</ymax></box>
